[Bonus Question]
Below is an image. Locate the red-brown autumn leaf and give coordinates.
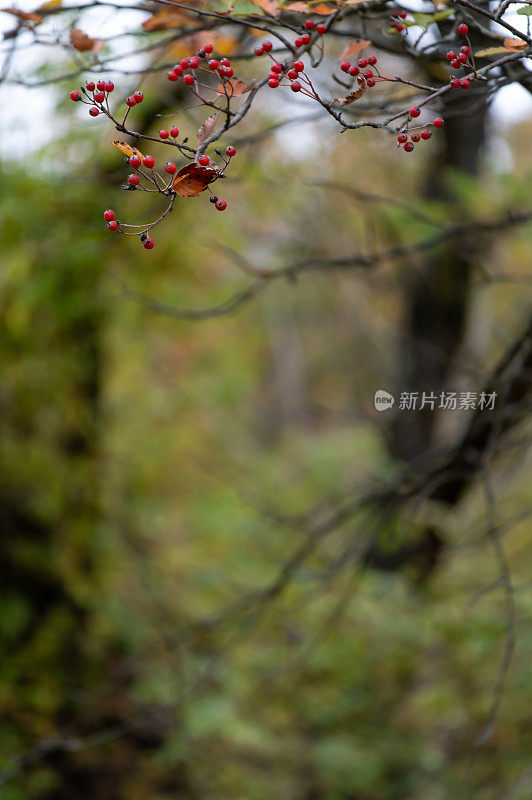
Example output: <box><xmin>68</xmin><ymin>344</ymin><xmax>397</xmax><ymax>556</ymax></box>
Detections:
<box><xmin>284</xmin><ymin>2</ymin><xmax>336</xmax><ymax>13</ymax></box>
<box><xmin>251</xmin><ymin>0</ymin><xmax>280</xmax><ymax>15</ymax></box>
<box><xmin>2</xmin><ymin>7</ymin><xmax>43</xmax><ymax>24</ymax></box>
<box><xmin>339</xmin><ymin>39</ymin><xmax>371</xmax><ymax>60</ymax></box>
<box><xmin>69</xmin><ymin>27</ymin><xmax>105</xmax><ymax>52</ymax></box>
<box><xmin>216</xmin><ymin>77</ymin><xmax>256</xmax><ymax>95</ymax></box>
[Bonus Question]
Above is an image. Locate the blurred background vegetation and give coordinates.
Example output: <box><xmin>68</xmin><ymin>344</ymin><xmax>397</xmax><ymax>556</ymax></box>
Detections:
<box><xmin>1</xmin><ymin>21</ymin><xmax>532</xmax><ymax>800</ymax></box>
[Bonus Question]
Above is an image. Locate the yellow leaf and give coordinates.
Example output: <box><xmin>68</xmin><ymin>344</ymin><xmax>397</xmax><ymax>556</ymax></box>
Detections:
<box><xmin>475</xmin><ymin>46</ymin><xmax>511</xmax><ymax>57</ymax></box>
<box><xmin>215</xmin><ymin>35</ymin><xmax>240</xmax><ymax>55</ymax></box>
<box><xmin>37</xmin><ymin>0</ymin><xmax>61</xmax><ymax>9</ymax></box>
<box><xmin>112</xmin><ymin>140</ymin><xmax>144</xmax><ymax>160</ymax></box>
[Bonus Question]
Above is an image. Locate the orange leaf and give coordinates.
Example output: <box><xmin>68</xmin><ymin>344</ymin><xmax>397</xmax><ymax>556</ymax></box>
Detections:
<box><xmin>3</xmin><ymin>7</ymin><xmax>43</xmax><ymax>24</ymax></box>
<box><xmin>69</xmin><ymin>27</ymin><xmax>105</xmax><ymax>52</ymax></box>
<box><xmin>503</xmin><ymin>36</ymin><xmax>527</xmax><ymax>51</ymax></box>
<box><xmin>142</xmin><ymin>8</ymin><xmax>190</xmax><ymax>31</ymax></box>
<box><xmin>339</xmin><ymin>39</ymin><xmax>371</xmax><ymax>60</ymax></box>
<box><xmin>168</xmin><ymin>31</ymin><xmax>214</xmax><ymax>60</ymax></box>
<box><xmin>284</xmin><ymin>1</ymin><xmax>335</xmax><ymax>12</ymax></box>
<box><xmin>312</xmin><ymin>3</ymin><xmax>337</xmax><ymax>13</ymax></box>
<box><xmin>251</xmin><ymin>0</ymin><xmax>280</xmax><ymax>15</ymax></box>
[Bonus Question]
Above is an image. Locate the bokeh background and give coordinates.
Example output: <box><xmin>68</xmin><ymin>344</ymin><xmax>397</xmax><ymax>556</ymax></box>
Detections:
<box><xmin>1</xmin><ymin>3</ymin><xmax>532</xmax><ymax>799</ymax></box>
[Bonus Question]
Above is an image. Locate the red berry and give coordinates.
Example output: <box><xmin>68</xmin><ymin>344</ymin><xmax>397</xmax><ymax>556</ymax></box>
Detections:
<box><xmin>268</xmin><ymin>78</ymin><xmax>279</xmax><ymax>88</ymax></box>
<box><xmin>220</xmin><ymin>58</ymin><xmax>230</xmax><ymax>67</ymax></box>
<box><xmin>461</xmin><ymin>45</ymin><xmax>470</xmax><ymax>55</ymax></box>
<box><xmin>128</xmin><ymin>173</ymin><xmax>140</xmax><ymax>185</ymax></box>
<box><xmin>204</xmin><ymin>43</ymin><xmax>213</xmax><ymax>54</ymax></box>
<box><xmin>411</xmin><ymin>133</ymin><xmax>420</xmax><ymax>142</ymax></box>
<box><xmin>366</xmin><ymin>77</ymin><xmax>376</xmax><ymax>87</ymax></box>
<box><xmin>447</xmin><ymin>51</ymin><xmax>457</xmax><ymax>61</ymax></box>
<box><xmin>399</xmin><ymin>10</ymin><xmax>407</xmax><ymax>18</ymax></box>
<box><xmin>184</xmin><ymin>74</ymin><xmax>195</xmax><ymax>85</ymax></box>
<box><xmin>159</xmin><ymin>129</ymin><xmax>169</xmax><ymax>139</ymax></box>
<box><xmin>70</xmin><ymin>90</ymin><xmax>81</xmax><ymax>101</ymax></box>
<box><xmin>143</xmin><ymin>238</ymin><xmax>155</xmax><ymax>249</ymax></box>
<box><xmin>433</xmin><ymin>117</ymin><xmax>444</xmax><ymax>127</ymax></box>
<box><xmin>450</xmin><ymin>78</ymin><xmax>461</xmax><ymax>88</ymax></box>
<box><xmin>316</xmin><ymin>24</ymin><xmax>326</xmax><ymax>35</ymax></box>
<box><xmin>225</xmin><ymin>145</ymin><xmax>236</xmax><ymax>157</ymax></box>
<box><xmin>287</xmin><ymin>68</ymin><xmax>298</xmax><ymax>79</ymax></box>
<box><xmin>397</xmin><ymin>133</ymin><xmax>408</xmax><ymax>143</ymax></box>
<box><xmin>105</xmin><ymin>81</ymin><xmax>114</xmax><ymax>92</ymax></box>
<box><xmin>301</xmin><ymin>34</ymin><xmax>311</xmax><ymax>45</ymax></box>
<box><xmin>458</xmin><ymin>53</ymin><xmax>468</xmax><ymax>64</ymax></box>
<box><xmin>341</xmin><ymin>61</ymin><xmax>351</xmax><ymax>73</ymax></box>
<box><xmin>364</xmin><ymin>70</ymin><xmax>373</xmax><ymax>79</ymax></box>
<box><xmin>305</xmin><ymin>20</ymin><xmax>314</xmax><ymax>29</ymax></box>
<box><xmin>348</xmin><ymin>65</ymin><xmax>359</xmax><ymax>76</ymax></box>
<box><xmin>96</xmin><ymin>80</ymin><xmax>106</xmax><ymax>91</ymax></box>
<box><xmin>173</xmin><ymin>64</ymin><xmax>184</xmax><ymax>76</ymax></box>
<box><xmin>94</xmin><ymin>91</ymin><xmax>105</xmax><ymax>103</ymax></box>
<box><xmin>89</xmin><ymin>106</ymin><xmax>99</xmax><ymax>116</ymax></box>
<box><xmin>368</xmin><ymin>55</ymin><xmax>377</xmax><ymax>66</ymax></box>
<box><xmin>142</xmin><ymin>155</ymin><xmax>154</xmax><ymax>168</ymax></box>
<box><xmin>198</xmin><ymin>155</ymin><xmax>210</xmax><ymax>166</ymax></box>
<box><xmin>294</xmin><ymin>60</ymin><xmax>304</xmax><ymax>72</ymax></box>
<box><xmin>451</xmin><ymin>59</ymin><xmax>461</xmax><ymax>68</ymax></box>
<box><xmin>460</xmin><ymin>78</ymin><xmax>470</xmax><ymax>88</ymax></box>
<box><xmin>458</xmin><ymin>23</ymin><xmax>468</xmax><ymax>35</ymax></box>
<box><xmin>215</xmin><ymin>199</ymin><xmax>227</xmax><ymax>211</ymax></box>
<box><xmin>290</xmin><ymin>81</ymin><xmax>301</xmax><ymax>92</ymax></box>
<box><xmin>104</xmin><ymin>209</ymin><xmax>115</xmax><ymax>221</ymax></box>
<box><xmin>396</xmin><ymin>24</ymin><xmax>404</xmax><ymax>32</ymax></box>
<box><xmin>262</xmin><ymin>40</ymin><xmax>273</xmax><ymax>52</ymax></box>
<box><xmin>107</xmin><ymin>220</ymin><xmax>119</xmax><ymax>231</ymax></box>
<box><xmin>208</xmin><ymin>59</ymin><xmax>219</xmax><ymax>70</ymax></box>
<box><xmin>295</xmin><ymin>37</ymin><xmax>303</xmax><ymax>47</ymax></box>
<box><xmin>126</xmin><ymin>96</ymin><xmax>136</xmax><ymax>107</ymax></box>
<box><xmin>129</xmin><ymin>155</ymin><xmax>141</xmax><ymax>168</ymax></box>
<box><xmin>357</xmin><ymin>58</ymin><xmax>368</xmax><ymax>68</ymax></box>
<box><xmin>133</xmin><ymin>91</ymin><xmax>143</xmax><ymax>103</ymax></box>
<box><xmin>86</xmin><ymin>80</ymin><xmax>95</xmax><ymax>91</ymax></box>
<box><xmin>404</xmin><ymin>142</ymin><xmax>414</xmax><ymax>152</ymax></box>
<box><xmin>170</xmin><ymin>127</ymin><xmax>179</xmax><ymax>137</ymax></box>
<box><xmin>410</xmin><ymin>106</ymin><xmax>420</xmax><ymax>118</ymax></box>
<box><xmin>254</xmin><ymin>46</ymin><xmax>264</xmax><ymax>57</ymax></box>
<box><xmin>420</xmin><ymin>129</ymin><xmax>431</xmax><ymax>140</ymax></box>
<box><xmin>189</xmin><ymin>56</ymin><xmax>200</xmax><ymax>68</ymax></box>
<box><xmin>223</xmin><ymin>66</ymin><xmax>234</xmax><ymax>78</ymax></box>
<box><xmin>271</xmin><ymin>63</ymin><xmax>283</xmax><ymax>73</ymax></box>
<box><xmin>167</xmin><ymin>71</ymin><xmax>178</xmax><ymax>81</ymax></box>
<box><xmin>181</xmin><ymin>58</ymin><xmax>190</xmax><ymax>68</ymax></box>
<box><xmin>165</xmin><ymin>162</ymin><xmax>177</xmax><ymax>173</ymax></box>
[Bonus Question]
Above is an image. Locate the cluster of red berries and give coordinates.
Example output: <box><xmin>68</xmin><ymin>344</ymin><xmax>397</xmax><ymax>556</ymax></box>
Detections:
<box><xmin>70</xmin><ymin>78</ymin><xmax>132</xmax><ymax>116</ymax></box>
<box><xmin>267</xmin><ymin>58</ymin><xmax>306</xmax><ymax>91</ymax></box>
<box><xmin>390</xmin><ymin>9</ymin><xmax>408</xmax><ymax>32</ymax></box>
<box><xmin>447</xmin><ymin>25</ymin><xmax>473</xmax><ymax>88</ymax></box>
<box><xmin>167</xmin><ymin>43</ymin><xmax>236</xmax><ymax>83</ymax></box>
<box><xmin>396</xmin><ymin>112</ymin><xmax>444</xmax><ymax>152</ymax></box>
<box><xmin>340</xmin><ymin>54</ymin><xmax>379</xmax><ymax>88</ymax></box>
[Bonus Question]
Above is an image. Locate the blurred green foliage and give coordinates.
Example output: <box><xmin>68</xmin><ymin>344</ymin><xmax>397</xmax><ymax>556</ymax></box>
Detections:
<box><xmin>0</xmin><ymin>109</ymin><xmax>531</xmax><ymax>800</ymax></box>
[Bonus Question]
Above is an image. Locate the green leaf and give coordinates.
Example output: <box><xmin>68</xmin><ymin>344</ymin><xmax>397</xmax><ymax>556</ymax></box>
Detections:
<box><xmin>517</xmin><ymin>6</ymin><xmax>532</xmax><ymax>14</ymax></box>
<box><xmin>410</xmin><ymin>8</ymin><xmax>453</xmax><ymax>28</ymax></box>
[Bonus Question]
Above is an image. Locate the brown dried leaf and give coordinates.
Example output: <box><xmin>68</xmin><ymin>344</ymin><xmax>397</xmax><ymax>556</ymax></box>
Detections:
<box><xmin>142</xmin><ymin>8</ymin><xmax>190</xmax><ymax>32</ymax></box>
<box><xmin>3</xmin><ymin>7</ymin><xmax>43</xmax><ymax>24</ymax></box>
<box><xmin>69</xmin><ymin>27</ymin><xmax>105</xmax><ymax>52</ymax></box>
<box><xmin>332</xmin><ymin>76</ymin><xmax>367</xmax><ymax>106</ymax></box>
<box><xmin>197</xmin><ymin>112</ymin><xmax>219</xmax><ymax>147</ymax></box>
<box><xmin>339</xmin><ymin>39</ymin><xmax>371</xmax><ymax>60</ymax></box>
